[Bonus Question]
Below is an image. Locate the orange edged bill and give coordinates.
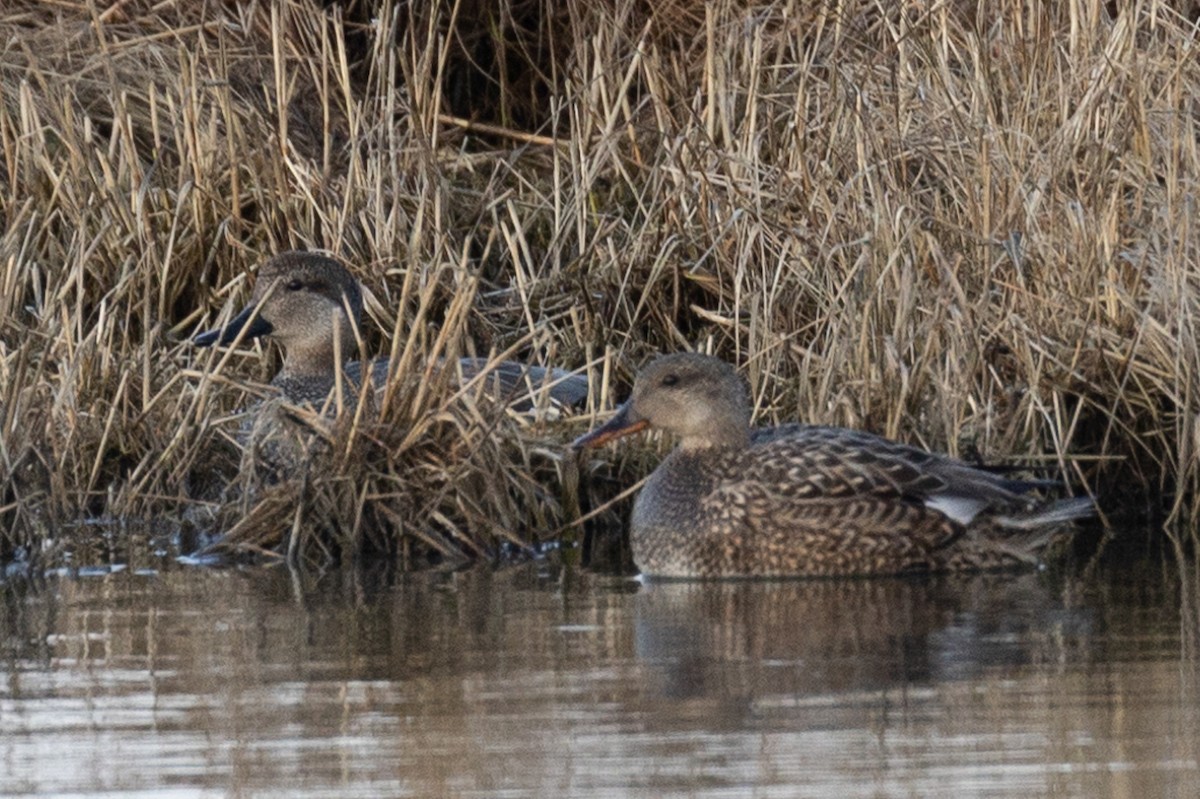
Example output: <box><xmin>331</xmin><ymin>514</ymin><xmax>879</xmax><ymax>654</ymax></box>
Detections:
<box><xmin>572</xmin><ymin>402</ymin><xmax>650</xmax><ymax>449</ymax></box>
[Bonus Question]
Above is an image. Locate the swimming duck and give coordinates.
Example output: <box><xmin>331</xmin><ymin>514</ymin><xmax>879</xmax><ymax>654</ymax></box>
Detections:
<box><xmin>193</xmin><ymin>251</ymin><xmax>589</xmax><ymax>412</ymax></box>
<box><xmin>573</xmin><ymin>353</ymin><xmax>1094</xmax><ymax>578</ymax></box>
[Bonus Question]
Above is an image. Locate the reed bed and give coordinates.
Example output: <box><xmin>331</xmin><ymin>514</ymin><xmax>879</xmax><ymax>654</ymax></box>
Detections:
<box><xmin>1</xmin><ymin>0</ymin><xmax>1198</xmax><ymax>569</ymax></box>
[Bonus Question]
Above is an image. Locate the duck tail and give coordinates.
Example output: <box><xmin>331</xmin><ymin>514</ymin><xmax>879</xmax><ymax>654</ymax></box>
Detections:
<box><xmin>995</xmin><ymin>496</ymin><xmax>1096</xmax><ymax>532</ymax></box>
<box><xmin>939</xmin><ymin>496</ymin><xmax>1095</xmax><ymax>571</ymax></box>
<box><xmin>995</xmin><ymin>476</ymin><xmax>1067</xmax><ymax>494</ymax></box>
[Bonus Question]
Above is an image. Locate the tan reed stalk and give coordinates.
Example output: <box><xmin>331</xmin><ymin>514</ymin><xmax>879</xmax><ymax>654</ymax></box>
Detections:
<box><xmin>2</xmin><ymin>0</ymin><xmax>1199</xmax><ymax>568</ymax></box>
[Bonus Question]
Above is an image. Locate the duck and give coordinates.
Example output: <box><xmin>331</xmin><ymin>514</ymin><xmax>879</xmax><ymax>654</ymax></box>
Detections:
<box><xmin>193</xmin><ymin>251</ymin><xmax>590</xmax><ymax>413</ymax></box>
<box><xmin>572</xmin><ymin>352</ymin><xmax>1094</xmax><ymax>579</ymax></box>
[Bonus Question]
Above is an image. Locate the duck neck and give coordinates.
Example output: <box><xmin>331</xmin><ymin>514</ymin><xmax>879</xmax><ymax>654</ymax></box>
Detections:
<box><xmin>279</xmin><ymin>343</ymin><xmax>336</xmax><ymax>381</ymax></box>
<box><xmin>677</xmin><ymin>424</ymin><xmax>751</xmax><ymax>452</ymax></box>
<box><xmin>279</xmin><ymin>318</ymin><xmax>359</xmax><ymax>380</ymax></box>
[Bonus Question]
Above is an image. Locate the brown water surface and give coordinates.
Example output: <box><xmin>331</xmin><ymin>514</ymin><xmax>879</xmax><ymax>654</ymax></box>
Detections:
<box><xmin>2</xmin><ymin>556</ymin><xmax>1198</xmax><ymax>797</ymax></box>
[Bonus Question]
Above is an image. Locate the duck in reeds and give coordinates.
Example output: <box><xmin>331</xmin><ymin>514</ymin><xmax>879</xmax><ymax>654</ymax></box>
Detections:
<box><xmin>193</xmin><ymin>251</ymin><xmax>589</xmax><ymax>412</ymax></box>
<box><xmin>573</xmin><ymin>353</ymin><xmax>1094</xmax><ymax>579</ymax></box>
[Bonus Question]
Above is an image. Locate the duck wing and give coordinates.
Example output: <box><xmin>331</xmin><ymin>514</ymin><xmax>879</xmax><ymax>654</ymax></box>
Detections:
<box><xmin>735</xmin><ymin>426</ymin><xmax>1044</xmax><ymax>525</ymax></box>
<box><xmin>693</xmin><ymin>425</ymin><xmax>1091</xmax><ymax>576</ymax></box>
<box><xmin>457</xmin><ymin>358</ymin><xmax>589</xmax><ymax>410</ymax></box>
<box><xmin>342</xmin><ymin>357</ymin><xmax>589</xmax><ymax>411</ymax></box>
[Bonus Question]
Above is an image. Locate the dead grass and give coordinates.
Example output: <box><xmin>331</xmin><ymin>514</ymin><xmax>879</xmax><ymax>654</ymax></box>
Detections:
<box><xmin>2</xmin><ymin>0</ymin><xmax>1199</xmax><ymax>568</ymax></box>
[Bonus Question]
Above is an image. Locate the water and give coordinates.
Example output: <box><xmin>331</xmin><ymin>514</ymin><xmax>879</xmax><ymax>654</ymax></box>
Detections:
<box><xmin>2</xmin><ymin>556</ymin><xmax>1198</xmax><ymax>797</ymax></box>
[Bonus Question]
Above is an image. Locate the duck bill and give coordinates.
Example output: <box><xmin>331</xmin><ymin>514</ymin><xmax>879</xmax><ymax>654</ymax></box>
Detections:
<box><xmin>572</xmin><ymin>402</ymin><xmax>649</xmax><ymax>450</ymax></box>
<box><xmin>193</xmin><ymin>304</ymin><xmax>274</xmax><ymax>347</ymax></box>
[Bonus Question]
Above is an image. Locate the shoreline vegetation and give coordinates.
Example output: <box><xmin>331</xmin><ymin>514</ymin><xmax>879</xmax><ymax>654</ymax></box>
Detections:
<box><xmin>2</xmin><ymin>0</ymin><xmax>1198</xmax><ymax>570</ymax></box>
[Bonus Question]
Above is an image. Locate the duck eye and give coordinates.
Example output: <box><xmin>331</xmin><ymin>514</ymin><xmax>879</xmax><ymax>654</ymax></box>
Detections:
<box><xmin>286</xmin><ymin>279</ymin><xmax>304</xmax><ymax>291</ymax></box>
<box><xmin>661</xmin><ymin>373</ymin><xmax>680</xmax><ymax>387</ymax></box>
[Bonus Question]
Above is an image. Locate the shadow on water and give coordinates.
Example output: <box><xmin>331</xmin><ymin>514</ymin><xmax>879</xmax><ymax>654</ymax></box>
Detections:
<box><xmin>1</xmin><ymin>538</ymin><xmax>1198</xmax><ymax>797</ymax></box>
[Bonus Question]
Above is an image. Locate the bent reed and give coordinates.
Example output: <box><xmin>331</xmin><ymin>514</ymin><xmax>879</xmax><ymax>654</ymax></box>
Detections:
<box><xmin>1</xmin><ymin>0</ymin><xmax>1198</xmax><ymax>569</ymax></box>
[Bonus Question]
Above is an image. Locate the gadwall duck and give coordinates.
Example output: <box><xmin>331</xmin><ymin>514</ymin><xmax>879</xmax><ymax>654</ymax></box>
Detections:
<box><xmin>573</xmin><ymin>353</ymin><xmax>1094</xmax><ymax>579</ymax></box>
<box><xmin>194</xmin><ymin>251</ymin><xmax>589</xmax><ymax>411</ymax></box>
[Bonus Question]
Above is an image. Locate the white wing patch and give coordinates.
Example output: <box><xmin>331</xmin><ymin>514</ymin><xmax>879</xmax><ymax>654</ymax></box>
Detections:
<box><xmin>924</xmin><ymin>494</ymin><xmax>988</xmax><ymax>525</ymax></box>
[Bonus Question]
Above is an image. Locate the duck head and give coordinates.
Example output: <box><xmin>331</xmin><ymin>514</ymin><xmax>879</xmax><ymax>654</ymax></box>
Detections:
<box><xmin>573</xmin><ymin>353</ymin><xmax>752</xmax><ymax>451</ymax></box>
<box><xmin>194</xmin><ymin>251</ymin><xmax>364</xmax><ymax>375</ymax></box>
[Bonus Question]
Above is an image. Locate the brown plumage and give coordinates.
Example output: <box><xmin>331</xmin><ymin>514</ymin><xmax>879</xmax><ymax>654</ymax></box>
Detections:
<box><xmin>194</xmin><ymin>251</ymin><xmax>590</xmax><ymax>411</ymax></box>
<box><xmin>573</xmin><ymin>353</ymin><xmax>1094</xmax><ymax>579</ymax></box>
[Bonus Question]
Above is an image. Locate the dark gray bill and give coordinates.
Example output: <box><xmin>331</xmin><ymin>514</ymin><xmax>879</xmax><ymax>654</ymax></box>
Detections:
<box><xmin>193</xmin><ymin>305</ymin><xmax>273</xmax><ymax>347</ymax></box>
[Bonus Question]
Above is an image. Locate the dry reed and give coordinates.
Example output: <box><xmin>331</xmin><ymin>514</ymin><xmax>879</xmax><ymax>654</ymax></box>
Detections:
<box><xmin>1</xmin><ymin>0</ymin><xmax>1198</xmax><ymax>569</ymax></box>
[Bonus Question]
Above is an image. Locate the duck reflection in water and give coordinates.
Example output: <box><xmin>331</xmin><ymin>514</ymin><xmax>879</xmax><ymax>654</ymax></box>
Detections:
<box><xmin>630</xmin><ymin>572</ymin><xmax>1092</xmax><ymax>712</ymax></box>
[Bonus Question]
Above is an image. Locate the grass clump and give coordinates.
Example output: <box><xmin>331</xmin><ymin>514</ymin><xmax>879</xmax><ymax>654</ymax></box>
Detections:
<box><xmin>2</xmin><ymin>0</ymin><xmax>1200</xmax><ymax>569</ymax></box>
